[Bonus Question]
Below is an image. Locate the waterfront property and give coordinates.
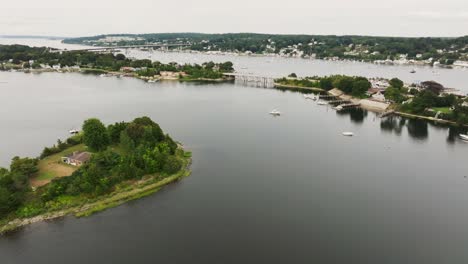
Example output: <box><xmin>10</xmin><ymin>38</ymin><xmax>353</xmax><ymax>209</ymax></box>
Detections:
<box><xmin>61</xmin><ymin>151</ymin><xmax>91</xmax><ymax>166</ymax></box>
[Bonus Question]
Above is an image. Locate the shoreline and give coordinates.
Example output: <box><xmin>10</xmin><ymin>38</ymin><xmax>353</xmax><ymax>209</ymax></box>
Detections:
<box><xmin>273</xmin><ymin>83</ymin><xmax>325</xmax><ymax>92</ymax></box>
<box><xmin>0</xmin><ymin>149</ymin><xmax>192</xmax><ymax>235</ymax></box>
<box><xmin>57</xmin><ymin>41</ymin><xmax>468</xmax><ymax>69</ymax></box>
<box><xmin>274</xmin><ymin>82</ymin><xmax>467</xmax><ymax>126</ymax></box>
<box><xmin>6</xmin><ymin>68</ymin><xmax>235</xmax><ymax>83</ymax></box>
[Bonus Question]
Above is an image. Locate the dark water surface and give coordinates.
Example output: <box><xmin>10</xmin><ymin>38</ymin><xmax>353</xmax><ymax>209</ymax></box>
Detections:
<box><xmin>1</xmin><ymin>72</ymin><xmax>468</xmax><ymax>263</ymax></box>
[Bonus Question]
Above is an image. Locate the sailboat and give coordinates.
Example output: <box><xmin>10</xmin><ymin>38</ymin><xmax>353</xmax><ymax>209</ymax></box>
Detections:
<box><xmin>269</xmin><ymin>109</ymin><xmax>281</xmax><ymax>116</ymax></box>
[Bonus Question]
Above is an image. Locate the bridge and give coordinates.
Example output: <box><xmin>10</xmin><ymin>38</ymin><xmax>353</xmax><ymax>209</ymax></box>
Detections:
<box><xmin>223</xmin><ymin>73</ymin><xmax>275</xmax><ymax>88</ymax></box>
<box><xmin>51</xmin><ymin>43</ymin><xmax>191</xmax><ymax>53</ymax></box>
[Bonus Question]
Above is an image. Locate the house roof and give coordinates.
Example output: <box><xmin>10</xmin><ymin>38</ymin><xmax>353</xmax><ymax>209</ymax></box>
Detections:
<box><xmin>67</xmin><ymin>151</ymin><xmax>91</xmax><ymax>162</ymax></box>
<box><xmin>367</xmin><ymin>88</ymin><xmax>384</xmax><ymax>95</ymax></box>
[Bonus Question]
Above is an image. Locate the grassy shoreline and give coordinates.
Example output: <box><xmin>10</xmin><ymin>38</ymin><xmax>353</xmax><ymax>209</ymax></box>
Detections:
<box><xmin>273</xmin><ymin>82</ymin><xmax>325</xmax><ymax>92</ymax></box>
<box><xmin>0</xmin><ymin>151</ymin><xmax>192</xmax><ymax>235</ymax></box>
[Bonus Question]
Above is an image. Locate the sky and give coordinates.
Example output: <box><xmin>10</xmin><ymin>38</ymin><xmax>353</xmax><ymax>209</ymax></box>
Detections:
<box><xmin>1</xmin><ymin>0</ymin><xmax>467</xmax><ymax>38</ymax></box>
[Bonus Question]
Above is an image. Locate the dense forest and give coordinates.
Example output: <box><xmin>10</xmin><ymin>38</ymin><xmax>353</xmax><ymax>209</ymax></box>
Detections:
<box><xmin>0</xmin><ymin>45</ymin><xmax>234</xmax><ymax>79</ymax></box>
<box><xmin>0</xmin><ymin>117</ymin><xmax>191</xmax><ymax>222</ymax></box>
<box><xmin>64</xmin><ymin>33</ymin><xmax>468</xmax><ymax>65</ymax></box>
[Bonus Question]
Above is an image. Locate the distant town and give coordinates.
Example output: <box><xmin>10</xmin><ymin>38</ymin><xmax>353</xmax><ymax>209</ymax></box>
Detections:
<box><xmin>63</xmin><ymin>33</ymin><xmax>468</xmax><ymax>68</ymax></box>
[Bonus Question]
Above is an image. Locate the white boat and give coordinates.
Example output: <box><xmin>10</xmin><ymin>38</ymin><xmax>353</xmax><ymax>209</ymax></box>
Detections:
<box><xmin>342</xmin><ymin>132</ymin><xmax>354</xmax><ymax>137</ymax></box>
<box><xmin>147</xmin><ymin>79</ymin><xmax>159</xmax><ymax>83</ymax></box>
<box><xmin>303</xmin><ymin>94</ymin><xmax>315</xmax><ymax>100</ymax></box>
<box><xmin>99</xmin><ymin>74</ymin><xmax>107</xmax><ymax>77</ymax></box>
<box><xmin>69</xmin><ymin>129</ymin><xmax>79</xmax><ymax>135</ymax></box>
<box><xmin>334</xmin><ymin>105</ymin><xmax>343</xmax><ymax>111</ymax></box>
<box><xmin>317</xmin><ymin>101</ymin><xmax>328</xmax><ymax>105</ymax></box>
<box><xmin>459</xmin><ymin>134</ymin><xmax>468</xmax><ymax>141</ymax></box>
<box><xmin>269</xmin><ymin>109</ymin><xmax>281</xmax><ymax>116</ymax></box>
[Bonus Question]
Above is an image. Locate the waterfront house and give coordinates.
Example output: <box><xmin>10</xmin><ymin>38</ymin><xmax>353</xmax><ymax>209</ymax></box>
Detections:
<box><xmin>160</xmin><ymin>71</ymin><xmax>187</xmax><ymax>79</ymax></box>
<box><xmin>371</xmin><ymin>91</ymin><xmax>386</xmax><ymax>102</ymax></box>
<box><xmin>367</xmin><ymin>88</ymin><xmax>385</xmax><ymax>96</ymax></box>
<box><xmin>120</xmin><ymin>66</ymin><xmax>136</xmax><ymax>72</ymax></box>
<box><xmin>62</xmin><ymin>151</ymin><xmax>91</xmax><ymax>166</ymax></box>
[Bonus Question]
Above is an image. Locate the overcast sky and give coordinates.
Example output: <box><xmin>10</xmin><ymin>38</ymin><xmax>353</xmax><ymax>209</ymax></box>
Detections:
<box><xmin>1</xmin><ymin>0</ymin><xmax>467</xmax><ymax>37</ymax></box>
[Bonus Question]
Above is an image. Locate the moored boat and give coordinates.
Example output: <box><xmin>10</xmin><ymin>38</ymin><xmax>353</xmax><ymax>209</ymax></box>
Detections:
<box><xmin>269</xmin><ymin>109</ymin><xmax>281</xmax><ymax>116</ymax></box>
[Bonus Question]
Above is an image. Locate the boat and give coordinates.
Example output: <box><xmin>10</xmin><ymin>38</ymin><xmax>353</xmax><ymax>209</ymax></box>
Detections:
<box><xmin>342</xmin><ymin>132</ymin><xmax>354</xmax><ymax>137</ymax></box>
<box><xmin>69</xmin><ymin>129</ymin><xmax>79</xmax><ymax>135</ymax></box>
<box><xmin>459</xmin><ymin>134</ymin><xmax>468</xmax><ymax>141</ymax></box>
<box><xmin>99</xmin><ymin>74</ymin><xmax>107</xmax><ymax>77</ymax></box>
<box><xmin>303</xmin><ymin>94</ymin><xmax>315</xmax><ymax>100</ymax></box>
<box><xmin>269</xmin><ymin>109</ymin><xmax>281</xmax><ymax>116</ymax></box>
<box><xmin>317</xmin><ymin>101</ymin><xmax>328</xmax><ymax>105</ymax></box>
<box><xmin>334</xmin><ymin>105</ymin><xmax>343</xmax><ymax>111</ymax></box>
<box><xmin>410</xmin><ymin>69</ymin><xmax>416</xmax><ymax>73</ymax></box>
<box><xmin>147</xmin><ymin>79</ymin><xmax>159</xmax><ymax>83</ymax></box>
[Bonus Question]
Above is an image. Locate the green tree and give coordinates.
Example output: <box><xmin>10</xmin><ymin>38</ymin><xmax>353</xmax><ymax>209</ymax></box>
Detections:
<box><xmin>351</xmin><ymin>79</ymin><xmax>371</xmax><ymax>97</ymax></box>
<box><xmin>82</xmin><ymin>118</ymin><xmax>109</xmax><ymax>151</ymax></box>
<box><xmin>389</xmin><ymin>78</ymin><xmax>404</xmax><ymax>89</ymax></box>
<box><xmin>385</xmin><ymin>87</ymin><xmax>406</xmax><ymax>103</ymax></box>
<box><xmin>163</xmin><ymin>156</ymin><xmax>182</xmax><ymax>174</ymax></box>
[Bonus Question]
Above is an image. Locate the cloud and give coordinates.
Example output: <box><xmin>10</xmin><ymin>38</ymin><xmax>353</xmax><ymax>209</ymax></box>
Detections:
<box><xmin>409</xmin><ymin>11</ymin><xmax>468</xmax><ymax>19</ymax></box>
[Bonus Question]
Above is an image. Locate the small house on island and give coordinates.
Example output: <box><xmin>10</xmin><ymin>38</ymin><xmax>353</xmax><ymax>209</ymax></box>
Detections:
<box><xmin>62</xmin><ymin>151</ymin><xmax>91</xmax><ymax>166</ymax></box>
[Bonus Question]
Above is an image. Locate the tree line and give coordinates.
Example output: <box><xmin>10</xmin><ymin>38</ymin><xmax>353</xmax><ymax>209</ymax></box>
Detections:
<box><xmin>64</xmin><ymin>33</ymin><xmax>468</xmax><ymax>65</ymax></box>
<box><xmin>0</xmin><ymin>45</ymin><xmax>234</xmax><ymax>78</ymax></box>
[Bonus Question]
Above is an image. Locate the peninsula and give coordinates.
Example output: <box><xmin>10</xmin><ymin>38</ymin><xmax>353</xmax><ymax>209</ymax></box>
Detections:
<box><xmin>275</xmin><ymin>74</ymin><xmax>468</xmax><ymax>125</ymax></box>
<box><xmin>0</xmin><ymin>44</ymin><xmax>235</xmax><ymax>82</ymax></box>
<box><xmin>0</xmin><ymin>117</ymin><xmax>192</xmax><ymax>234</ymax></box>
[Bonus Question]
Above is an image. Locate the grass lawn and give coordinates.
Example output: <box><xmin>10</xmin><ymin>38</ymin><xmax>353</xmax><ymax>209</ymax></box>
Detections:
<box><xmin>31</xmin><ymin>144</ymin><xmax>88</xmax><ymax>187</ymax></box>
<box><xmin>433</xmin><ymin>107</ymin><xmax>452</xmax><ymax>114</ymax></box>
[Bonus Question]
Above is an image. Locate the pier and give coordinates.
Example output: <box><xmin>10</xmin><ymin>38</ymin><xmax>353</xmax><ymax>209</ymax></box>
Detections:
<box><xmin>223</xmin><ymin>73</ymin><xmax>275</xmax><ymax>88</ymax></box>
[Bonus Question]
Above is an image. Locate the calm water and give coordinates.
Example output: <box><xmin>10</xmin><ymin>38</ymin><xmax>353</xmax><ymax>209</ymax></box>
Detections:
<box><xmin>1</xmin><ymin>37</ymin><xmax>468</xmax><ymax>93</ymax></box>
<box><xmin>1</xmin><ymin>71</ymin><xmax>468</xmax><ymax>263</ymax></box>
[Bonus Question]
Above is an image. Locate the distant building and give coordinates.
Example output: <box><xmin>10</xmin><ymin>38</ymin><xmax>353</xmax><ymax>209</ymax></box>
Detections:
<box><xmin>371</xmin><ymin>91</ymin><xmax>386</xmax><ymax>102</ymax></box>
<box><xmin>120</xmin><ymin>67</ymin><xmax>136</xmax><ymax>72</ymax></box>
<box><xmin>453</xmin><ymin>61</ymin><xmax>468</xmax><ymax>68</ymax></box>
<box><xmin>62</xmin><ymin>151</ymin><xmax>91</xmax><ymax>166</ymax></box>
<box><xmin>367</xmin><ymin>88</ymin><xmax>386</xmax><ymax>96</ymax></box>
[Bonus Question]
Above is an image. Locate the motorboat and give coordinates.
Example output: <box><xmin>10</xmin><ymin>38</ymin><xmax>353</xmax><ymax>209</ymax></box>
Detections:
<box><xmin>147</xmin><ymin>79</ymin><xmax>159</xmax><ymax>83</ymax></box>
<box><xmin>303</xmin><ymin>94</ymin><xmax>315</xmax><ymax>100</ymax></box>
<box><xmin>342</xmin><ymin>132</ymin><xmax>354</xmax><ymax>137</ymax></box>
<box><xmin>459</xmin><ymin>134</ymin><xmax>468</xmax><ymax>141</ymax></box>
<box><xmin>334</xmin><ymin>105</ymin><xmax>343</xmax><ymax>111</ymax></box>
<box><xmin>69</xmin><ymin>129</ymin><xmax>79</xmax><ymax>135</ymax></box>
<box><xmin>317</xmin><ymin>100</ymin><xmax>328</xmax><ymax>105</ymax></box>
<box><xmin>269</xmin><ymin>109</ymin><xmax>281</xmax><ymax>116</ymax></box>
<box><xmin>410</xmin><ymin>69</ymin><xmax>416</xmax><ymax>73</ymax></box>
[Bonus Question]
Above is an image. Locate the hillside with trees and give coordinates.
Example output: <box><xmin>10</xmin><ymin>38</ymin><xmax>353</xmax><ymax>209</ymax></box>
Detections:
<box><xmin>63</xmin><ymin>33</ymin><xmax>468</xmax><ymax>65</ymax></box>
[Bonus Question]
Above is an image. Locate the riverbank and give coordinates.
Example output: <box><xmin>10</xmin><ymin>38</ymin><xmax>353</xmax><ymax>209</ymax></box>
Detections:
<box><xmin>8</xmin><ymin>68</ymin><xmax>235</xmax><ymax>83</ymax></box>
<box><xmin>0</xmin><ymin>149</ymin><xmax>192</xmax><ymax>235</ymax></box>
<box><xmin>274</xmin><ymin>82</ymin><xmax>325</xmax><ymax>92</ymax></box>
